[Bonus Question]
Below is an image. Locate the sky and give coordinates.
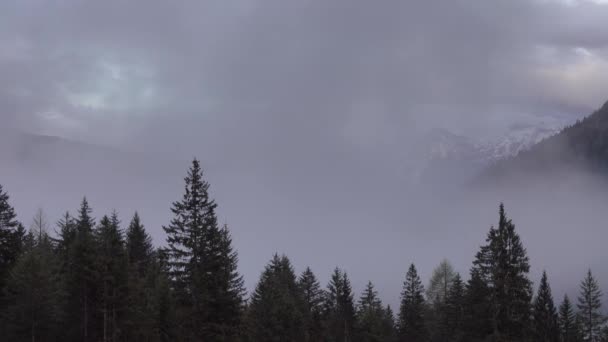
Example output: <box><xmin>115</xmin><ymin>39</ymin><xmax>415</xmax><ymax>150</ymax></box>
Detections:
<box><xmin>1</xmin><ymin>0</ymin><xmax>608</xmax><ymax>307</ymax></box>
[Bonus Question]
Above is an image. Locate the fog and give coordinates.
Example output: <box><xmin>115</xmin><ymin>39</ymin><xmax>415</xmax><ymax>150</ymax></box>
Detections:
<box><xmin>2</xmin><ymin>0</ymin><xmax>608</xmax><ymax>308</ymax></box>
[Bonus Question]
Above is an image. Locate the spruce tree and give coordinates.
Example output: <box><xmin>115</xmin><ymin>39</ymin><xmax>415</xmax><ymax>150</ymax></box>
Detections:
<box><xmin>577</xmin><ymin>270</ymin><xmax>605</xmax><ymax>342</ymax></box>
<box><xmin>297</xmin><ymin>267</ymin><xmax>325</xmax><ymax>341</ymax></box>
<box><xmin>1</xmin><ymin>232</ymin><xmax>65</xmax><ymax>342</ymax></box>
<box><xmin>473</xmin><ymin>203</ymin><xmax>532</xmax><ymax>340</ymax></box>
<box><xmin>532</xmin><ymin>271</ymin><xmax>559</xmax><ymax>342</ymax></box>
<box><xmin>95</xmin><ymin>212</ymin><xmax>128</xmax><ymax>342</ymax></box>
<box><xmin>163</xmin><ymin>159</ymin><xmax>244</xmax><ymax>340</ymax></box>
<box><xmin>356</xmin><ymin>281</ymin><xmax>387</xmax><ymax>341</ymax></box>
<box><xmin>398</xmin><ymin>263</ymin><xmax>427</xmax><ymax>342</ymax></box>
<box><xmin>324</xmin><ymin>267</ymin><xmax>356</xmax><ymax>342</ymax></box>
<box><xmin>65</xmin><ymin>197</ymin><xmax>99</xmax><ymax>341</ymax></box>
<box><xmin>559</xmin><ymin>295</ymin><xmax>579</xmax><ymax>342</ymax></box>
<box><xmin>382</xmin><ymin>305</ymin><xmax>398</xmax><ymax>342</ymax></box>
<box><xmin>248</xmin><ymin>254</ymin><xmax>304</xmax><ymax>341</ymax></box>
<box><xmin>445</xmin><ymin>273</ymin><xmax>465</xmax><ymax>342</ymax></box>
<box><xmin>462</xmin><ymin>268</ymin><xmax>492</xmax><ymax>341</ymax></box>
<box><xmin>0</xmin><ymin>184</ymin><xmax>25</xmax><ymax>290</ymax></box>
<box><xmin>126</xmin><ymin>212</ymin><xmax>153</xmax><ymax>277</ymax></box>
<box><xmin>124</xmin><ymin>212</ymin><xmax>158</xmax><ymax>341</ymax></box>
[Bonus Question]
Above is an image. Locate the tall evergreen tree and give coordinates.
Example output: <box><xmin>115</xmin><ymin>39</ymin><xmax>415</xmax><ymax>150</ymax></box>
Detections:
<box><xmin>445</xmin><ymin>273</ymin><xmax>466</xmax><ymax>342</ymax></box>
<box><xmin>532</xmin><ymin>271</ymin><xmax>559</xmax><ymax>342</ymax></box>
<box><xmin>247</xmin><ymin>254</ymin><xmax>304</xmax><ymax>341</ymax></box>
<box><xmin>95</xmin><ymin>212</ymin><xmax>128</xmax><ymax>342</ymax></box>
<box><xmin>126</xmin><ymin>212</ymin><xmax>153</xmax><ymax>276</ymax></box>
<box><xmin>1</xmin><ymin>232</ymin><xmax>65</xmax><ymax>342</ymax></box>
<box><xmin>398</xmin><ymin>263</ymin><xmax>427</xmax><ymax>342</ymax></box>
<box><xmin>64</xmin><ymin>197</ymin><xmax>99</xmax><ymax>341</ymax></box>
<box><xmin>559</xmin><ymin>295</ymin><xmax>580</xmax><ymax>342</ymax></box>
<box><xmin>577</xmin><ymin>270</ymin><xmax>605</xmax><ymax>342</ymax></box>
<box><xmin>0</xmin><ymin>184</ymin><xmax>25</xmax><ymax>291</ymax></box>
<box><xmin>473</xmin><ymin>203</ymin><xmax>532</xmax><ymax>341</ymax></box>
<box><xmin>124</xmin><ymin>212</ymin><xmax>158</xmax><ymax>341</ymax></box>
<box><xmin>163</xmin><ymin>159</ymin><xmax>244</xmax><ymax>340</ymax></box>
<box><xmin>462</xmin><ymin>267</ymin><xmax>492</xmax><ymax>341</ymax></box>
<box><xmin>297</xmin><ymin>267</ymin><xmax>325</xmax><ymax>341</ymax></box>
<box><xmin>356</xmin><ymin>281</ymin><xmax>388</xmax><ymax>342</ymax></box>
<box><xmin>324</xmin><ymin>267</ymin><xmax>356</xmax><ymax>342</ymax></box>
<box><xmin>381</xmin><ymin>305</ymin><xmax>398</xmax><ymax>342</ymax></box>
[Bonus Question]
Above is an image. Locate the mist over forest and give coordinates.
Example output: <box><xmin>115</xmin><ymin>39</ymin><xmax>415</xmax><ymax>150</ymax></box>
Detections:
<box><xmin>2</xmin><ymin>0</ymin><xmax>608</xmax><ymax>341</ymax></box>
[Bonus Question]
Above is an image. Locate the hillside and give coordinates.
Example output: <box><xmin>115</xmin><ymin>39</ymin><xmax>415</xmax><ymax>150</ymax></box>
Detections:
<box><xmin>482</xmin><ymin>101</ymin><xmax>608</xmax><ymax>182</ymax></box>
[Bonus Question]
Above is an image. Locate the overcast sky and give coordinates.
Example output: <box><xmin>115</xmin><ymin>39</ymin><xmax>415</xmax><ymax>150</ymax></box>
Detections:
<box><xmin>2</xmin><ymin>0</ymin><xmax>608</xmax><ymax>306</ymax></box>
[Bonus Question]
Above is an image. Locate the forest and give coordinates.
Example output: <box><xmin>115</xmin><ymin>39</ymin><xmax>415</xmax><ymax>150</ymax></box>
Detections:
<box><xmin>0</xmin><ymin>159</ymin><xmax>606</xmax><ymax>342</ymax></box>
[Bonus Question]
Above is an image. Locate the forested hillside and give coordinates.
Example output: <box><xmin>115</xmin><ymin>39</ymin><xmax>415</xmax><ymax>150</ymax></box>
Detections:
<box><xmin>484</xmin><ymin>101</ymin><xmax>608</xmax><ymax>182</ymax></box>
<box><xmin>1</xmin><ymin>160</ymin><xmax>607</xmax><ymax>341</ymax></box>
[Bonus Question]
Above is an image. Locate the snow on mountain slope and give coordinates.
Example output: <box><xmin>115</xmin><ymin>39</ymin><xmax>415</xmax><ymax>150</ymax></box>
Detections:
<box><xmin>414</xmin><ymin>118</ymin><xmax>568</xmax><ymax>185</ymax></box>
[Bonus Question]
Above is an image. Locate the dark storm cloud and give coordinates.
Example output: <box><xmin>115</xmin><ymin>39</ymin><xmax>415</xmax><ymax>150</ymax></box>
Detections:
<box><xmin>2</xmin><ymin>0</ymin><xmax>608</xmax><ymax>306</ymax></box>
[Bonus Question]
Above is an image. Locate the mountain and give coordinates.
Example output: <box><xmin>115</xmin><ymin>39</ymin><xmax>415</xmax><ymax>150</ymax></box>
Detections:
<box><xmin>482</xmin><ymin>101</ymin><xmax>608</xmax><ymax>183</ymax></box>
<box><xmin>414</xmin><ymin>121</ymin><xmax>564</xmax><ymax>186</ymax></box>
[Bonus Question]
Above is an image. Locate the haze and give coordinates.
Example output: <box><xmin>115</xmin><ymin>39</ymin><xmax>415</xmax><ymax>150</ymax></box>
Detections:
<box><xmin>1</xmin><ymin>0</ymin><xmax>608</xmax><ymax>308</ymax></box>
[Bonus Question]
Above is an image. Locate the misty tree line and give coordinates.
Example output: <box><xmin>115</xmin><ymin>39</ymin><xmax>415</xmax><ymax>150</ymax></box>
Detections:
<box><xmin>0</xmin><ymin>159</ymin><xmax>607</xmax><ymax>342</ymax></box>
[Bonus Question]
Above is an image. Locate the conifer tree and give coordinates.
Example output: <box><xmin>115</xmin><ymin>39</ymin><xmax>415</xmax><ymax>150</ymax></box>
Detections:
<box><xmin>298</xmin><ymin>267</ymin><xmax>325</xmax><ymax>341</ymax></box>
<box><xmin>0</xmin><ymin>184</ymin><xmax>25</xmax><ymax>290</ymax></box>
<box><xmin>54</xmin><ymin>212</ymin><xmax>76</xmax><ymax>262</ymax></box>
<box><xmin>445</xmin><ymin>273</ymin><xmax>465</xmax><ymax>342</ymax></box>
<box><xmin>473</xmin><ymin>203</ymin><xmax>532</xmax><ymax>340</ymax></box>
<box><xmin>382</xmin><ymin>305</ymin><xmax>398</xmax><ymax>342</ymax></box>
<box><xmin>248</xmin><ymin>254</ymin><xmax>304</xmax><ymax>341</ymax></box>
<box><xmin>577</xmin><ymin>270</ymin><xmax>605</xmax><ymax>342</ymax></box>
<box><xmin>95</xmin><ymin>212</ymin><xmax>128</xmax><ymax>342</ymax></box>
<box><xmin>559</xmin><ymin>295</ymin><xmax>579</xmax><ymax>342</ymax></box>
<box><xmin>532</xmin><ymin>271</ymin><xmax>559</xmax><ymax>342</ymax></box>
<box><xmin>163</xmin><ymin>159</ymin><xmax>244</xmax><ymax>340</ymax></box>
<box><xmin>124</xmin><ymin>212</ymin><xmax>158</xmax><ymax>341</ymax></box>
<box><xmin>324</xmin><ymin>267</ymin><xmax>356</xmax><ymax>342</ymax></box>
<box><xmin>426</xmin><ymin>259</ymin><xmax>456</xmax><ymax>342</ymax></box>
<box><xmin>126</xmin><ymin>212</ymin><xmax>153</xmax><ymax>276</ymax></box>
<box><xmin>1</xmin><ymin>232</ymin><xmax>65</xmax><ymax>342</ymax></box>
<box><xmin>398</xmin><ymin>263</ymin><xmax>427</xmax><ymax>342</ymax></box>
<box><xmin>65</xmin><ymin>197</ymin><xmax>99</xmax><ymax>341</ymax></box>
<box><xmin>462</xmin><ymin>268</ymin><xmax>492</xmax><ymax>341</ymax></box>
<box><xmin>356</xmin><ymin>281</ymin><xmax>387</xmax><ymax>341</ymax></box>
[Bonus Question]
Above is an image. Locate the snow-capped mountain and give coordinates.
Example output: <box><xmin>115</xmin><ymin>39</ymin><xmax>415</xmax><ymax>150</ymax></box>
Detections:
<box><xmin>413</xmin><ymin>119</ymin><xmax>566</xmax><ymax>186</ymax></box>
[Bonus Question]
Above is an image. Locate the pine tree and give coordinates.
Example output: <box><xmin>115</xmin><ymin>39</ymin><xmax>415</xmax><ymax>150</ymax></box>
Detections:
<box><xmin>473</xmin><ymin>203</ymin><xmax>532</xmax><ymax>340</ymax></box>
<box><xmin>297</xmin><ymin>267</ymin><xmax>325</xmax><ymax>341</ymax></box>
<box><xmin>532</xmin><ymin>271</ymin><xmax>559</xmax><ymax>342</ymax></box>
<box><xmin>203</xmin><ymin>224</ymin><xmax>246</xmax><ymax>339</ymax></box>
<box><xmin>0</xmin><ymin>184</ymin><xmax>25</xmax><ymax>290</ymax></box>
<box><xmin>65</xmin><ymin>197</ymin><xmax>100</xmax><ymax>341</ymax></box>
<box><xmin>445</xmin><ymin>273</ymin><xmax>465</xmax><ymax>342</ymax></box>
<box><xmin>398</xmin><ymin>263</ymin><xmax>427</xmax><ymax>342</ymax></box>
<box><xmin>95</xmin><ymin>212</ymin><xmax>128</xmax><ymax>342</ymax></box>
<box><xmin>247</xmin><ymin>254</ymin><xmax>304</xmax><ymax>341</ymax></box>
<box><xmin>1</xmin><ymin>232</ymin><xmax>65</xmax><ymax>342</ymax></box>
<box><xmin>153</xmin><ymin>248</ymin><xmax>177</xmax><ymax>342</ymax></box>
<box><xmin>324</xmin><ymin>267</ymin><xmax>356</xmax><ymax>342</ymax></box>
<box><xmin>577</xmin><ymin>270</ymin><xmax>605</xmax><ymax>342</ymax></box>
<box><xmin>559</xmin><ymin>295</ymin><xmax>579</xmax><ymax>342</ymax></box>
<box><xmin>126</xmin><ymin>212</ymin><xmax>153</xmax><ymax>277</ymax></box>
<box><xmin>356</xmin><ymin>281</ymin><xmax>387</xmax><ymax>342</ymax></box>
<box><xmin>462</xmin><ymin>267</ymin><xmax>492</xmax><ymax>341</ymax></box>
<box><xmin>124</xmin><ymin>212</ymin><xmax>158</xmax><ymax>341</ymax></box>
<box><xmin>382</xmin><ymin>305</ymin><xmax>398</xmax><ymax>342</ymax></box>
<box><xmin>163</xmin><ymin>159</ymin><xmax>244</xmax><ymax>340</ymax></box>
